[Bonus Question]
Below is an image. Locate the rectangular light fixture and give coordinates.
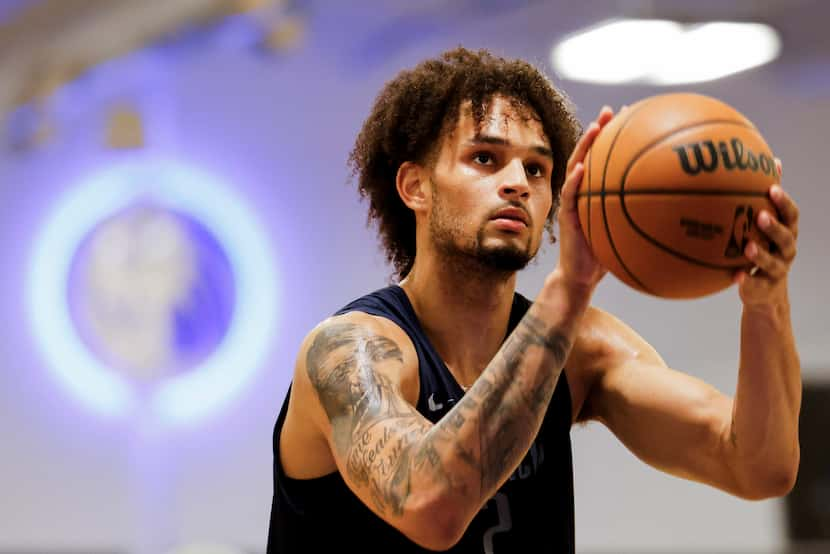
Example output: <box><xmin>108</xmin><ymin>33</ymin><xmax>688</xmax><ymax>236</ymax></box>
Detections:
<box><xmin>552</xmin><ymin>19</ymin><xmax>781</xmax><ymax>85</ymax></box>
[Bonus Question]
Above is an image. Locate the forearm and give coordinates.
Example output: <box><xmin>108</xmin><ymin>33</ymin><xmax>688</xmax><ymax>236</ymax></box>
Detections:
<box><xmin>420</xmin><ymin>273</ymin><xmax>591</xmax><ymax>521</ymax></box>
<box><xmin>729</xmin><ymin>287</ymin><xmax>801</xmax><ymax>494</ymax></box>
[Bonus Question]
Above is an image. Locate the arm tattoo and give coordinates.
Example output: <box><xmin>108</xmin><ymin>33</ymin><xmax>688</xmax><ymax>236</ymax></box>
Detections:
<box><xmin>462</xmin><ymin>310</ymin><xmax>571</xmax><ymax>495</ymax></box>
<box><xmin>306</xmin><ymin>322</ymin><xmax>439</xmax><ymax>516</ymax></box>
<box><xmin>306</xmin><ymin>307</ymin><xmax>573</xmax><ymax>517</ymax></box>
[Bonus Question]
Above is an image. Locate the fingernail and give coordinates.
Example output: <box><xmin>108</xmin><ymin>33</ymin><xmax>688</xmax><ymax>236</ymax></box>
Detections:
<box><xmin>770</xmin><ymin>185</ymin><xmax>782</xmax><ymax>199</ymax></box>
<box><xmin>759</xmin><ymin>211</ymin><xmax>770</xmax><ymax>228</ymax></box>
<box><xmin>747</xmin><ymin>242</ymin><xmax>757</xmax><ymax>258</ymax></box>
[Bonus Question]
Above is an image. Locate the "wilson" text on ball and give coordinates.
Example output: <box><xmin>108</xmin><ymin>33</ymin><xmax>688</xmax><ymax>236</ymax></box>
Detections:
<box><xmin>672</xmin><ymin>138</ymin><xmax>776</xmax><ymax>177</ymax></box>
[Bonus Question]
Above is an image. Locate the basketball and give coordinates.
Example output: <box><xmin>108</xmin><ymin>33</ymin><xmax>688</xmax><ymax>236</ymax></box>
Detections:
<box><xmin>578</xmin><ymin>93</ymin><xmax>779</xmax><ymax>299</ymax></box>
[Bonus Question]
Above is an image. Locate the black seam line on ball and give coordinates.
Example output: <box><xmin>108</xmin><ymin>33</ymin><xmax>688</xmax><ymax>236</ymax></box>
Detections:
<box><xmin>577</xmin><ymin>189</ymin><xmax>768</xmax><ymax>198</ymax></box>
<box><xmin>586</xmin><ymin>148</ymin><xmax>593</xmax><ymax>249</ymax></box>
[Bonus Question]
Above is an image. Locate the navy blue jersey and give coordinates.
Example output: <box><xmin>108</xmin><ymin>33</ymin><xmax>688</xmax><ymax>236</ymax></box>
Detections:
<box><xmin>267</xmin><ymin>285</ymin><xmax>574</xmax><ymax>553</ymax></box>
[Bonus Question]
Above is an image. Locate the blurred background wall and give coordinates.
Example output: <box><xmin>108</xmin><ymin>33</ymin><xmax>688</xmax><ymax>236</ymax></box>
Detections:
<box><xmin>0</xmin><ymin>0</ymin><xmax>828</xmax><ymax>552</ymax></box>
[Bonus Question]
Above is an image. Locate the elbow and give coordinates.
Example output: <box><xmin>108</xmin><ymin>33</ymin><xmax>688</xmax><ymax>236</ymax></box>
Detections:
<box><xmin>741</xmin><ymin>470</ymin><xmax>797</xmax><ymax>500</ymax></box>
<box><xmin>403</xmin><ymin>514</ymin><xmax>466</xmax><ymax>551</ymax></box>
<box><xmin>738</xmin><ymin>453</ymin><xmax>800</xmax><ymax>500</ymax></box>
<box><xmin>401</xmin><ymin>492</ymin><xmax>471</xmax><ymax>551</ymax></box>
<box><xmin>420</xmin><ymin>513</ymin><xmax>467</xmax><ymax>551</ymax></box>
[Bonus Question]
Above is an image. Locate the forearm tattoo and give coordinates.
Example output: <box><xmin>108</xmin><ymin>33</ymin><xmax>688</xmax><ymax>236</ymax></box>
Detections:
<box><xmin>305</xmin><ymin>311</ymin><xmax>571</xmax><ymax>517</ymax></box>
<box><xmin>467</xmin><ymin>312</ymin><xmax>571</xmax><ymax>495</ymax></box>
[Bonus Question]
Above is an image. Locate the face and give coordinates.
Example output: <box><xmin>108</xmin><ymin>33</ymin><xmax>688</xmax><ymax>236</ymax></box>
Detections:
<box><xmin>426</xmin><ymin>96</ymin><xmax>554</xmax><ymax>273</ymax></box>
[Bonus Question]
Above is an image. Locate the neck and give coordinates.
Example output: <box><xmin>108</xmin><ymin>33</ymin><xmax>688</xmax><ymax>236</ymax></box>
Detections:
<box><xmin>399</xmin><ymin>250</ymin><xmax>517</xmax><ymax>390</ymax></box>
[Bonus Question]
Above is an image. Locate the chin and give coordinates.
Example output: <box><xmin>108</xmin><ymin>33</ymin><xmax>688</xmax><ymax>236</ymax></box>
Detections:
<box><xmin>476</xmin><ymin>244</ymin><xmax>532</xmax><ymax>272</ymax></box>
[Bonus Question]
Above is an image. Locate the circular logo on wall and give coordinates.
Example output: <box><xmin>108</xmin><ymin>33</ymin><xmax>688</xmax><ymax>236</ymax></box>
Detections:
<box><xmin>27</xmin><ymin>160</ymin><xmax>278</xmax><ymax>426</ymax></box>
<box><xmin>67</xmin><ymin>203</ymin><xmax>236</xmax><ymax>381</ymax></box>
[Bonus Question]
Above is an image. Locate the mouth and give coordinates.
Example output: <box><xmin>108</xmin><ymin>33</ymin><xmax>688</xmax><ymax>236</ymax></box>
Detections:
<box><xmin>490</xmin><ymin>207</ymin><xmax>529</xmax><ymax>229</ymax></box>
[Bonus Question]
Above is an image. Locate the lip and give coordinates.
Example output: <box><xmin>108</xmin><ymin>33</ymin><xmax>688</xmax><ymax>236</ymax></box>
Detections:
<box><xmin>491</xmin><ymin>218</ymin><xmax>527</xmax><ymax>232</ymax></box>
<box><xmin>490</xmin><ymin>207</ymin><xmax>529</xmax><ymax>226</ymax></box>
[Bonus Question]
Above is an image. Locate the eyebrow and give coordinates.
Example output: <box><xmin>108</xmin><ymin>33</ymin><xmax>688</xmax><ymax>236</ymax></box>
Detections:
<box><xmin>468</xmin><ymin>134</ymin><xmax>553</xmax><ymax>159</ymax></box>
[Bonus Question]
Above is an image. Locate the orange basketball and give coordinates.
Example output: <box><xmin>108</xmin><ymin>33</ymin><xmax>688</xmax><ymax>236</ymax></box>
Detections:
<box><xmin>578</xmin><ymin>93</ymin><xmax>778</xmax><ymax>299</ymax></box>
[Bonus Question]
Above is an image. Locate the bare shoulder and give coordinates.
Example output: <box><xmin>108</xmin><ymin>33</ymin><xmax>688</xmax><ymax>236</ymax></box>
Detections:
<box><xmin>280</xmin><ymin>311</ymin><xmax>420</xmax><ymax>478</ymax></box>
<box><xmin>565</xmin><ymin>305</ymin><xmax>665</xmax><ymax>423</ymax></box>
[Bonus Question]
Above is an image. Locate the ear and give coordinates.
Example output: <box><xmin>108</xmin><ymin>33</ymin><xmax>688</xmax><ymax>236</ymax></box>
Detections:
<box><xmin>396</xmin><ymin>161</ymin><xmax>429</xmax><ymax>212</ymax></box>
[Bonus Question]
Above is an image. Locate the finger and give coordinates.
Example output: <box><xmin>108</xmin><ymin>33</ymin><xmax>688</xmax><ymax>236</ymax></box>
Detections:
<box><xmin>567</xmin><ymin>105</ymin><xmax>615</xmax><ymax>173</ymax></box>
<box><xmin>559</xmin><ymin>162</ymin><xmax>584</xmax><ymax>219</ymax></box>
<box><xmin>596</xmin><ymin>105</ymin><xmax>614</xmax><ymax>127</ymax></box>
<box><xmin>757</xmin><ymin>210</ymin><xmax>796</xmax><ymax>261</ymax></box>
<box><xmin>733</xmin><ymin>268</ymin><xmax>748</xmax><ymax>286</ymax></box>
<box><xmin>561</xmin><ymin>162</ymin><xmax>584</xmax><ymax>203</ymax></box>
<box><xmin>769</xmin><ymin>185</ymin><xmax>799</xmax><ymax>231</ymax></box>
<box><xmin>745</xmin><ymin>240</ymin><xmax>787</xmax><ymax>280</ymax></box>
<box><xmin>733</xmin><ymin>266</ymin><xmax>759</xmax><ymax>286</ymax></box>
<box><xmin>566</xmin><ymin>122</ymin><xmax>601</xmax><ymax>174</ymax></box>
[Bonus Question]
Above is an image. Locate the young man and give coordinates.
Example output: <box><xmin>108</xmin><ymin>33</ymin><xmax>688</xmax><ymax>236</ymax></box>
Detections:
<box><xmin>266</xmin><ymin>48</ymin><xmax>801</xmax><ymax>553</ymax></box>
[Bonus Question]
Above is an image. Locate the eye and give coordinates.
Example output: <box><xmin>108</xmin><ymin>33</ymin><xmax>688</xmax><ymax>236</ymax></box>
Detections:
<box><xmin>473</xmin><ymin>152</ymin><xmax>495</xmax><ymax>166</ymax></box>
<box><xmin>525</xmin><ymin>163</ymin><xmax>545</xmax><ymax>178</ymax></box>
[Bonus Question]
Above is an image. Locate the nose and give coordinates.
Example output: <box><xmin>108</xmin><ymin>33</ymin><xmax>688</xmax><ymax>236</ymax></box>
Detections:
<box><xmin>498</xmin><ymin>158</ymin><xmax>529</xmax><ymax>200</ymax></box>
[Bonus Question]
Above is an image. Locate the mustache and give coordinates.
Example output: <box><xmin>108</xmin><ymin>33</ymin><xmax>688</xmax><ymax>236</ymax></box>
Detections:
<box><xmin>489</xmin><ymin>201</ymin><xmax>532</xmax><ymax>226</ymax></box>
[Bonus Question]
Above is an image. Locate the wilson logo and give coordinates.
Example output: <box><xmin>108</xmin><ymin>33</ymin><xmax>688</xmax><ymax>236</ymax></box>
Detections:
<box><xmin>672</xmin><ymin>138</ymin><xmax>775</xmax><ymax>177</ymax></box>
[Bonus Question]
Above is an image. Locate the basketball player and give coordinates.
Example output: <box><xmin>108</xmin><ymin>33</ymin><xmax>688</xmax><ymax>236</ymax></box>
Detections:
<box><xmin>267</xmin><ymin>48</ymin><xmax>801</xmax><ymax>553</ymax></box>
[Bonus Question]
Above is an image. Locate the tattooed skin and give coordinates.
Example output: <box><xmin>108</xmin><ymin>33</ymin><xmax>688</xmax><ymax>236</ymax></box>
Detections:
<box><xmin>306</xmin><ymin>308</ymin><xmax>571</xmax><ymax>519</ymax></box>
<box><xmin>306</xmin><ymin>322</ymin><xmax>428</xmax><ymax>515</ymax></box>
<box><xmin>467</xmin><ymin>312</ymin><xmax>571</xmax><ymax>493</ymax></box>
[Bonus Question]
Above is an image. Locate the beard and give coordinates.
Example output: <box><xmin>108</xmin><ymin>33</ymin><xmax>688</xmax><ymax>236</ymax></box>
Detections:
<box><xmin>428</xmin><ymin>179</ymin><xmax>536</xmax><ymax>274</ymax></box>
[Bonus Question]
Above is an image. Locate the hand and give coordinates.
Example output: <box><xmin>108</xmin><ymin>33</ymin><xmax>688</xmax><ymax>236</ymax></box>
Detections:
<box><xmin>554</xmin><ymin>105</ymin><xmax>615</xmax><ymax>289</ymax></box>
<box><xmin>735</xmin><ymin>159</ymin><xmax>798</xmax><ymax>307</ymax></box>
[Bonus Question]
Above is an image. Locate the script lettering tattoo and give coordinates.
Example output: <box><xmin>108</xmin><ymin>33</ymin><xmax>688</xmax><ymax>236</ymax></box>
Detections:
<box><xmin>306</xmin><ymin>322</ymin><xmax>451</xmax><ymax>516</ymax></box>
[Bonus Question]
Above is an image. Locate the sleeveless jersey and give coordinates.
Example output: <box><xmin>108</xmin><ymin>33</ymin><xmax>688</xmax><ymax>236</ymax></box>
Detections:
<box><xmin>267</xmin><ymin>285</ymin><xmax>575</xmax><ymax>553</ymax></box>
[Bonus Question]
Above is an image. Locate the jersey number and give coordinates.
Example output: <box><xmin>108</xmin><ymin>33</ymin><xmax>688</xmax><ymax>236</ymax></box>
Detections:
<box><xmin>482</xmin><ymin>492</ymin><xmax>512</xmax><ymax>553</ymax></box>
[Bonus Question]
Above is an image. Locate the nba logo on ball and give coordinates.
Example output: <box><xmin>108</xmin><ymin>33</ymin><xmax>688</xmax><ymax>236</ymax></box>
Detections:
<box><xmin>27</xmin><ymin>160</ymin><xmax>278</xmax><ymax>425</ymax></box>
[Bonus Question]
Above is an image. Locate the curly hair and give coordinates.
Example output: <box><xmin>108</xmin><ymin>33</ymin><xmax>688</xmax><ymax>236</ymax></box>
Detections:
<box><xmin>348</xmin><ymin>47</ymin><xmax>582</xmax><ymax>280</ymax></box>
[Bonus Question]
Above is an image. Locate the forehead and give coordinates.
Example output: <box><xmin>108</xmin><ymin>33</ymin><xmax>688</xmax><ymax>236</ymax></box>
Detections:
<box><xmin>453</xmin><ymin>95</ymin><xmax>550</xmax><ymax>147</ymax></box>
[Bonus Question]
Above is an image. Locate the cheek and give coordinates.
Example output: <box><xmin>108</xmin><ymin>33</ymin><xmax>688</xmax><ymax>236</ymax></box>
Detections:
<box><xmin>534</xmin><ymin>189</ymin><xmax>554</xmax><ymax>225</ymax></box>
<box><xmin>433</xmin><ymin>182</ymin><xmax>484</xmax><ymax>224</ymax></box>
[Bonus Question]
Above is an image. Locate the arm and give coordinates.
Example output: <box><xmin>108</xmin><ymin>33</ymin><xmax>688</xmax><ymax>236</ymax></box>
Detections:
<box><xmin>300</xmin><ymin>276</ymin><xmax>587</xmax><ymax>550</ymax></box>
<box><xmin>578</xmin><ymin>163</ymin><xmax>801</xmax><ymax>500</ymax></box>
<box><xmin>577</xmin><ymin>303</ymin><xmax>800</xmax><ymax>499</ymax></box>
<box><xmin>728</xmin><ymin>181</ymin><xmax>801</xmax><ymax>497</ymax></box>
<box><xmin>726</xmin><ymin>289</ymin><xmax>801</xmax><ymax>497</ymax></box>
